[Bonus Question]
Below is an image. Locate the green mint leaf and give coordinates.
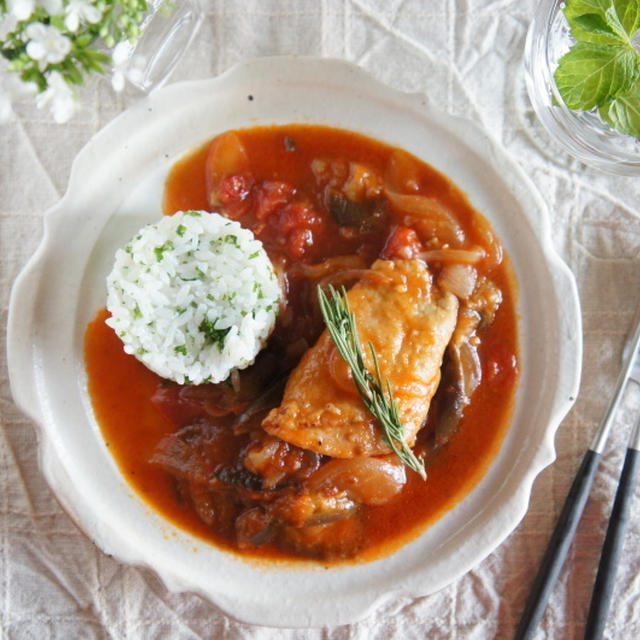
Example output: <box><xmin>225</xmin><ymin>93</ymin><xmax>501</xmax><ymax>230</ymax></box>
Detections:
<box><xmin>613</xmin><ymin>0</ymin><xmax>640</xmax><ymax>36</ymax></box>
<box><xmin>564</xmin><ymin>0</ymin><xmax>632</xmax><ymax>43</ymax></box>
<box><xmin>554</xmin><ymin>41</ymin><xmax>639</xmax><ymax>109</ymax></box>
<box><xmin>564</xmin><ymin>0</ymin><xmax>616</xmax><ymax>21</ymax></box>
<box><xmin>604</xmin><ymin>4</ymin><xmax>632</xmax><ymax>38</ymax></box>
<box><xmin>599</xmin><ymin>84</ymin><xmax>640</xmax><ymax>135</ymax></box>
<box><xmin>568</xmin><ymin>13</ymin><xmax>628</xmax><ymax>45</ymax></box>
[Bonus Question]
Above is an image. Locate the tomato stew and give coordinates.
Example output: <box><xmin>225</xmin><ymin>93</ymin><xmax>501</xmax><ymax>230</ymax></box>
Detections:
<box><xmin>85</xmin><ymin>125</ymin><xmax>518</xmax><ymax>563</ymax></box>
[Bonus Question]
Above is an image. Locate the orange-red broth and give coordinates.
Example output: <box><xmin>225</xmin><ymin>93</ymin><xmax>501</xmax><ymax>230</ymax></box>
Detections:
<box><xmin>85</xmin><ymin>125</ymin><xmax>518</xmax><ymax>563</ymax></box>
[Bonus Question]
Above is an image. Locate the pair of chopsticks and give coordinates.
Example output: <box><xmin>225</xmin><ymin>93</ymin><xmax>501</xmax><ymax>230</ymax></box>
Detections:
<box><xmin>515</xmin><ymin>304</ymin><xmax>640</xmax><ymax>640</ymax></box>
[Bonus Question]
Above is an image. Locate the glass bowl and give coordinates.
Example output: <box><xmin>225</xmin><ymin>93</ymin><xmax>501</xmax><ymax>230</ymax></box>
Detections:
<box><xmin>524</xmin><ymin>0</ymin><xmax>640</xmax><ymax>175</ymax></box>
<box><xmin>113</xmin><ymin>0</ymin><xmax>204</xmax><ymax>95</ymax></box>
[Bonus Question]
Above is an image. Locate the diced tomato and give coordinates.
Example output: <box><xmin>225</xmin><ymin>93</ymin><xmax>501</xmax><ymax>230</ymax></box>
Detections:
<box><xmin>255</xmin><ymin>181</ymin><xmax>296</xmax><ymax>220</ymax></box>
<box><xmin>218</xmin><ymin>173</ymin><xmax>255</xmax><ymax>219</ymax></box>
<box><xmin>272</xmin><ymin>201</ymin><xmax>321</xmax><ymax>233</ymax></box>
<box><xmin>205</xmin><ymin>132</ymin><xmax>250</xmax><ymax>205</ymax></box>
<box><xmin>380</xmin><ymin>226</ymin><xmax>422</xmax><ymax>259</ymax></box>
<box><xmin>266</xmin><ymin>201</ymin><xmax>325</xmax><ymax>258</ymax></box>
<box><xmin>287</xmin><ymin>228</ymin><xmax>314</xmax><ymax>258</ymax></box>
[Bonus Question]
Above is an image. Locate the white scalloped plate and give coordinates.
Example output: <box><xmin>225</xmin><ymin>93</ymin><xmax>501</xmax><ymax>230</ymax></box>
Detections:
<box><xmin>7</xmin><ymin>57</ymin><xmax>581</xmax><ymax>628</ymax></box>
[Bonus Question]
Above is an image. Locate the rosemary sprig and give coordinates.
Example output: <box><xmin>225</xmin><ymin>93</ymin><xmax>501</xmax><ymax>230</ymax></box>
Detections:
<box><xmin>317</xmin><ymin>285</ymin><xmax>427</xmax><ymax>479</ymax></box>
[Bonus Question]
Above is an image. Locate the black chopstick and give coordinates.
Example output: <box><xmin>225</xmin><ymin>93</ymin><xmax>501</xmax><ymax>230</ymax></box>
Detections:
<box><xmin>514</xmin><ymin>447</ymin><xmax>602</xmax><ymax>639</ymax></box>
<box><xmin>515</xmin><ymin>305</ymin><xmax>640</xmax><ymax>640</ymax></box>
<box><xmin>584</xmin><ymin>416</ymin><xmax>640</xmax><ymax>640</ymax></box>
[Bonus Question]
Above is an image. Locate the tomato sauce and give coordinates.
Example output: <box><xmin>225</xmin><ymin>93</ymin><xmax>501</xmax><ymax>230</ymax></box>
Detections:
<box><xmin>85</xmin><ymin>125</ymin><xmax>519</xmax><ymax>563</ymax></box>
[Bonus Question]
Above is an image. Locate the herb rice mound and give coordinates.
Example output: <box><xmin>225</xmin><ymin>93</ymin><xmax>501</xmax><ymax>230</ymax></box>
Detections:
<box><xmin>106</xmin><ymin>210</ymin><xmax>281</xmax><ymax>385</ymax></box>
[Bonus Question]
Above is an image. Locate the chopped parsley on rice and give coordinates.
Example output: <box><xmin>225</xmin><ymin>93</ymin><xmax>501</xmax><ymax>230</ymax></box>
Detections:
<box><xmin>106</xmin><ymin>210</ymin><xmax>281</xmax><ymax>385</ymax></box>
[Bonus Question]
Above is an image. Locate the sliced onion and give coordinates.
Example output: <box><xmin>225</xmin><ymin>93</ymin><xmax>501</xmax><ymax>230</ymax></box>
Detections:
<box><xmin>306</xmin><ymin>457</ymin><xmax>407</xmax><ymax>506</ymax></box>
<box><xmin>293</xmin><ymin>255</ymin><xmax>367</xmax><ymax>278</ymax></box>
<box><xmin>384</xmin><ymin>189</ymin><xmax>464</xmax><ymax>244</ymax></box>
<box><xmin>472</xmin><ymin>214</ymin><xmax>503</xmax><ymax>267</ymax></box>
<box><xmin>232</xmin><ymin>376</ymin><xmax>287</xmax><ymax>433</ymax></box>
<box><xmin>439</xmin><ymin>263</ymin><xmax>478</xmax><ymax>300</ymax></box>
<box><xmin>384</xmin><ymin>149</ymin><xmax>422</xmax><ymax>193</ymax></box>
<box><xmin>271</xmin><ymin>255</ymin><xmax>289</xmax><ymax>316</ymax></box>
<box><xmin>419</xmin><ymin>246</ymin><xmax>485</xmax><ymax>265</ymax></box>
<box><xmin>385</xmin><ymin>190</ymin><xmax>451</xmax><ymax>217</ymax></box>
<box><xmin>456</xmin><ymin>340</ymin><xmax>482</xmax><ymax>397</ymax></box>
<box><xmin>316</xmin><ymin>268</ymin><xmax>371</xmax><ymax>292</ymax></box>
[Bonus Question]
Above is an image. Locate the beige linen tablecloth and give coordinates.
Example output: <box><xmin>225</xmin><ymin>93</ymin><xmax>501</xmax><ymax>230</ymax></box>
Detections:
<box><xmin>2</xmin><ymin>1</ymin><xmax>640</xmax><ymax>638</ymax></box>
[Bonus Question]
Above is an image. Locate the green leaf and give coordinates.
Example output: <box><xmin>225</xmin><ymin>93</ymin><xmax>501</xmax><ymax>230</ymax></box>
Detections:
<box><xmin>604</xmin><ymin>4</ymin><xmax>631</xmax><ymax>38</ymax></box>
<box><xmin>75</xmin><ymin>48</ymin><xmax>108</xmax><ymax>73</ymax></box>
<box><xmin>554</xmin><ymin>41</ymin><xmax>639</xmax><ymax>109</ymax></box>
<box><xmin>565</xmin><ymin>0</ymin><xmax>617</xmax><ymax>20</ymax></box>
<box><xmin>62</xmin><ymin>61</ymin><xmax>84</xmax><ymax>86</ymax></box>
<box><xmin>564</xmin><ymin>0</ymin><xmax>632</xmax><ymax>43</ymax></box>
<box><xmin>85</xmin><ymin>49</ymin><xmax>111</xmax><ymax>64</ymax></box>
<box><xmin>74</xmin><ymin>33</ymin><xmax>94</xmax><ymax>49</ymax></box>
<box><xmin>599</xmin><ymin>84</ymin><xmax>640</xmax><ymax>135</ymax></box>
<box><xmin>50</xmin><ymin>15</ymin><xmax>66</xmax><ymax>31</ymax></box>
<box><xmin>20</xmin><ymin>67</ymin><xmax>47</xmax><ymax>92</ymax></box>
<box><xmin>568</xmin><ymin>13</ymin><xmax>628</xmax><ymax>45</ymax></box>
<box><xmin>613</xmin><ymin>0</ymin><xmax>640</xmax><ymax>36</ymax></box>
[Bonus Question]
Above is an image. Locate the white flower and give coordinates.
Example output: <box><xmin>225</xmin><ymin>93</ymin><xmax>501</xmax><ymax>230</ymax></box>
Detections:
<box><xmin>7</xmin><ymin>0</ymin><xmax>35</xmax><ymax>21</ymax></box>
<box><xmin>110</xmin><ymin>41</ymin><xmax>146</xmax><ymax>92</ymax></box>
<box><xmin>36</xmin><ymin>70</ymin><xmax>76</xmax><ymax>123</ymax></box>
<box><xmin>6</xmin><ymin>0</ymin><xmax>61</xmax><ymax>20</ymax></box>
<box><xmin>64</xmin><ymin>0</ymin><xmax>102</xmax><ymax>33</ymax></box>
<box><xmin>0</xmin><ymin>12</ymin><xmax>18</xmax><ymax>40</ymax></box>
<box><xmin>39</xmin><ymin>0</ymin><xmax>63</xmax><ymax>14</ymax></box>
<box><xmin>25</xmin><ymin>22</ymin><xmax>71</xmax><ymax>69</ymax></box>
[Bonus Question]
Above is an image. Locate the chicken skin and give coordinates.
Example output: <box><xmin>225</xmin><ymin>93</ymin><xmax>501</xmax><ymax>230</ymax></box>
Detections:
<box><xmin>262</xmin><ymin>259</ymin><xmax>458</xmax><ymax>457</ymax></box>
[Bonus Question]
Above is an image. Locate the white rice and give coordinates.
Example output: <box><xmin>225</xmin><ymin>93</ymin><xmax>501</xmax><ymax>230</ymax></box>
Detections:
<box><xmin>106</xmin><ymin>210</ymin><xmax>281</xmax><ymax>385</ymax></box>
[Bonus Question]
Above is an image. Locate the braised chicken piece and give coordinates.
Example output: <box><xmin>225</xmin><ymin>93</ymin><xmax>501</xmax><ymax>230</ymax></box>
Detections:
<box><xmin>262</xmin><ymin>259</ymin><xmax>458</xmax><ymax>457</ymax></box>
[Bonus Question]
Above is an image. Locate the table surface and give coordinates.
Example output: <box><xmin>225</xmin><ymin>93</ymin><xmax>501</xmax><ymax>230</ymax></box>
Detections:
<box><xmin>2</xmin><ymin>1</ymin><xmax>640</xmax><ymax>638</ymax></box>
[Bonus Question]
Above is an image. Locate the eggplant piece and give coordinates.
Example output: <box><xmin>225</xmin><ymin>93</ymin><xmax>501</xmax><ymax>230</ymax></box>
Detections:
<box><xmin>434</xmin><ymin>308</ymin><xmax>482</xmax><ymax>445</ymax></box>
<box><xmin>231</xmin><ymin>375</ymin><xmax>287</xmax><ymax>434</ymax></box>
<box><xmin>235</xmin><ymin>507</ymin><xmax>275</xmax><ymax>548</ymax></box>
<box><xmin>327</xmin><ymin>188</ymin><xmax>367</xmax><ymax>226</ymax></box>
<box><xmin>326</xmin><ymin>189</ymin><xmax>386</xmax><ymax>229</ymax></box>
<box><xmin>278</xmin><ymin>514</ymin><xmax>366</xmax><ymax>561</ymax></box>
